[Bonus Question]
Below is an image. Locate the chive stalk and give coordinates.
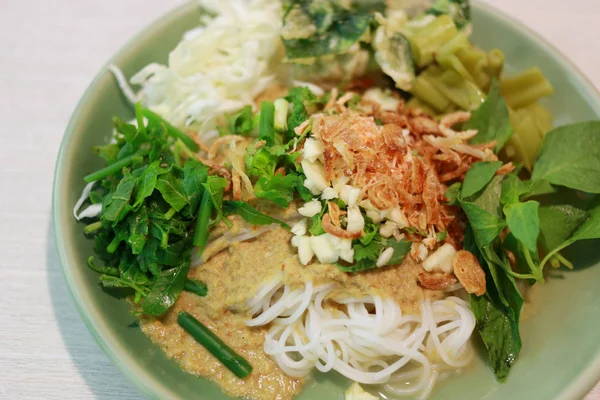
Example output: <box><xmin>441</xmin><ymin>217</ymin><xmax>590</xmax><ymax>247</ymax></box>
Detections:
<box><xmin>84</xmin><ymin>154</ymin><xmax>144</xmax><ymax>183</ymax></box>
<box><xmin>193</xmin><ymin>189</ymin><xmax>213</xmax><ymax>250</ymax></box>
<box><xmin>178</xmin><ymin>311</ymin><xmax>253</xmax><ymax>379</ymax></box>
<box><xmin>142</xmin><ymin>107</ymin><xmax>199</xmax><ymax>152</ymax></box>
<box><xmin>258</xmin><ymin>101</ymin><xmax>275</xmax><ymax>146</ymax></box>
<box><xmin>183</xmin><ymin>279</ymin><xmax>208</xmax><ymax>297</ymax></box>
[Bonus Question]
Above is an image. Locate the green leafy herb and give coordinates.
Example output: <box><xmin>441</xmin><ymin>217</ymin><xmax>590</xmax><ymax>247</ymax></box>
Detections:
<box><xmin>531</xmin><ymin>121</ymin><xmax>600</xmax><ymax>193</ymax></box>
<box><xmin>222</xmin><ymin>201</ymin><xmax>290</xmax><ymax>229</ymax></box>
<box><xmin>142</xmin><ymin>107</ymin><xmax>199</xmax><ymax>152</ymax></box>
<box><xmin>465</xmin><ymin>80</ymin><xmax>513</xmax><ymax>153</ymax></box>
<box><xmin>156</xmin><ymin>173</ymin><xmax>189</xmax><ymax>212</ymax></box>
<box><xmin>254</xmin><ymin>174</ymin><xmax>299</xmax><ymax>207</ymax></box>
<box><xmin>461</xmin><ymin>161</ymin><xmax>503</xmax><ymax>198</ymax></box>
<box><xmin>225</xmin><ymin>105</ymin><xmax>255</xmax><ymax>136</ymax></box>
<box><xmin>384</xmin><ymin>239</ymin><xmax>412</xmax><ymax>266</ymax></box>
<box><xmin>459</xmin><ymin>200</ymin><xmax>507</xmax><ymax>247</ymax></box>
<box><xmin>142</xmin><ymin>261</ymin><xmax>190</xmax><ymax>316</ymax></box>
<box><xmin>259</xmin><ymin>101</ymin><xmax>276</xmax><ymax>146</ymax></box>
<box><xmin>538</xmin><ymin>204</ymin><xmax>588</xmax><ymax>252</ymax></box>
<box><xmin>503</xmin><ymin>201</ymin><xmax>540</xmax><ymax>252</ymax></box>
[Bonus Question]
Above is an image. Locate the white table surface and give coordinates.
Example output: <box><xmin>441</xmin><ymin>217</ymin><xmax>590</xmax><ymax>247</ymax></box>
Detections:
<box><xmin>0</xmin><ymin>0</ymin><xmax>598</xmax><ymax>398</ymax></box>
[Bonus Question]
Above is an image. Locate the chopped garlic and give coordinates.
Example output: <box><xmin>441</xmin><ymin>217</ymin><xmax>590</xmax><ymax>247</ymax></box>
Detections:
<box><xmin>291</xmin><ymin>235</ymin><xmax>314</xmax><ymax>265</ymax></box>
<box><xmin>339</xmin><ymin>185</ymin><xmax>362</xmax><ymax>208</ymax></box>
<box><xmin>321</xmin><ymin>187</ymin><xmax>338</xmax><ymax>200</ymax></box>
<box><xmin>330</xmin><ymin>235</ymin><xmax>352</xmax><ymax>251</ymax></box>
<box><xmin>339</xmin><ymin>248</ymin><xmax>355</xmax><ymax>263</ymax></box>
<box><xmin>310</xmin><ymin>234</ymin><xmax>339</xmax><ymax>264</ymax></box>
<box><xmin>388</xmin><ymin>207</ymin><xmax>408</xmax><ymax>228</ymax></box>
<box><xmin>345</xmin><ymin>382</ymin><xmax>378</xmax><ymax>400</ymax></box>
<box><xmin>417</xmin><ymin>243</ymin><xmax>429</xmax><ymax>261</ymax></box>
<box><xmin>346</xmin><ymin>207</ymin><xmax>365</xmax><ymax>233</ymax></box>
<box><xmin>298</xmin><ymin>200</ymin><xmax>322</xmax><ymax>217</ymax></box>
<box><xmin>303</xmin><ymin>138</ymin><xmax>325</xmax><ymax>163</ymax></box>
<box><xmin>376</xmin><ymin>247</ymin><xmax>394</xmax><ymax>267</ymax></box>
<box><xmin>423</xmin><ymin>243</ymin><xmax>457</xmax><ymax>274</ymax></box>
<box><xmin>301</xmin><ymin>159</ymin><xmax>328</xmax><ymax>194</ymax></box>
<box><xmin>379</xmin><ymin>221</ymin><xmax>397</xmax><ymax>238</ymax></box>
<box><xmin>291</xmin><ymin>219</ymin><xmax>307</xmax><ymax>236</ymax></box>
<box><xmin>366</xmin><ymin>209</ymin><xmax>383</xmax><ymax>223</ymax></box>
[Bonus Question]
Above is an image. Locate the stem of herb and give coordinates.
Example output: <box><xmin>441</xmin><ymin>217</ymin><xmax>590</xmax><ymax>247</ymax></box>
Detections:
<box><xmin>84</xmin><ymin>154</ymin><xmax>145</xmax><ymax>183</ymax></box>
<box><xmin>163</xmin><ymin>207</ymin><xmax>176</xmax><ymax>221</ymax></box>
<box><xmin>87</xmin><ymin>256</ymin><xmax>119</xmax><ymax>276</ymax></box>
<box><xmin>193</xmin><ymin>190</ymin><xmax>213</xmax><ymax>250</ymax></box>
<box><xmin>106</xmin><ymin>236</ymin><xmax>122</xmax><ymax>254</ymax></box>
<box><xmin>142</xmin><ymin>108</ymin><xmax>199</xmax><ymax>152</ymax></box>
<box><xmin>84</xmin><ymin>221</ymin><xmax>103</xmax><ymax>235</ymax></box>
<box><xmin>552</xmin><ymin>253</ymin><xmax>574</xmax><ymax>269</ymax></box>
<box><xmin>177</xmin><ymin>311</ymin><xmax>253</xmax><ymax>379</ymax></box>
<box><xmin>259</xmin><ymin>101</ymin><xmax>275</xmax><ymax>146</ymax></box>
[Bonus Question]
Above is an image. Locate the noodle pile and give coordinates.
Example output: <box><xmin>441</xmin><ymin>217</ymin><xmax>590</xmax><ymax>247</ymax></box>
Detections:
<box><xmin>246</xmin><ymin>277</ymin><xmax>475</xmax><ymax>399</ymax></box>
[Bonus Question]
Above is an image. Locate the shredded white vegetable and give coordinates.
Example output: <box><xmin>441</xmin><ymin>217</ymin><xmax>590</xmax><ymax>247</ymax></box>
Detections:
<box><xmin>110</xmin><ymin>0</ymin><xmax>286</xmax><ymax>141</ymax></box>
<box><xmin>73</xmin><ymin>181</ymin><xmax>102</xmax><ymax>220</ymax></box>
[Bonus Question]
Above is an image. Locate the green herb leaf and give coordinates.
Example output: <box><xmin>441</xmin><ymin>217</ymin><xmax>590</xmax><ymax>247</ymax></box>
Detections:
<box><xmin>445</xmin><ymin>182</ymin><xmax>462</xmax><ymax>205</ymax></box>
<box><xmin>103</xmin><ymin>169</ymin><xmax>136</xmax><ymax>222</ymax></box>
<box><xmin>503</xmin><ymin>201</ymin><xmax>540</xmax><ymax>252</ymax></box>
<box><xmin>470</xmin><ymin>294</ymin><xmax>522</xmax><ymax>382</ymax></box>
<box><xmin>226</xmin><ymin>105</ymin><xmax>255</xmax><ymax>136</ymax></box>
<box><xmin>465</xmin><ymin>80</ymin><xmax>513</xmax><ymax>153</ymax></box>
<box><xmin>259</xmin><ymin>101</ymin><xmax>276</xmax><ymax>146</ymax></box>
<box><xmin>460</xmin><ymin>200</ymin><xmax>507</xmax><ymax>247</ymax></box>
<box><xmin>156</xmin><ymin>173</ymin><xmax>188</xmax><ymax>212</ymax></box>
<box><xmin>384</xmin><ymin>239</ymin><xmax>412</xmax><ymax>266</ymax></box>
<box><xmin>461</xmin><ymin>161</ymin><xmax>503</xmax><ymax>198</ymax></box>
<box><xmin>182</xmin><ymin>159</ymin><xmax>209</xmax><ymax>214</ymax></box>
<box><xmin>539</xmin><ymin>205</ymin><xmax>588</xmax><ymax>252</ymax></box>
<box><xmin>202</xmin><ymin>176</ymin><xmax>228</xmax><ymax>225</ymax></box>
<box><xmin>222</xmin><ymin>201</ymin><xmax>290</xmax><ymax>229</ymax></box>
<box><xmin>134</xmin><ymin>161</ymin><xmax>161</xmax><ymax>208</ymax></box>
<box><xmin>254</xmin><ymin>174</ymin><xmax>299</xmax><ymax>207</ymax></box>
<box><xmin>142</xmin><ymin>260</ymin><xmax>190</xmax><ymax>316</ymax></box>
<box><xmin>532</xmin><ymin>121</ymin><xmax>600</xmax><ymax>193</ymax></box>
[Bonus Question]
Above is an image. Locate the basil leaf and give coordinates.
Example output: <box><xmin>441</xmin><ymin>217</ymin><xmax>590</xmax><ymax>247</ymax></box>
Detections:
<box><xmin>470</xmin><ymin>294</ymin><xmax>522</xmax><ymax>383</ymax></box>
<box><xmin>461</xmin><ymin>161</ymin><xmax>503</xmax><ymax>198</ymax></box>
<box><xmin>503</xmin><ymin>201</ymin><xmax>540</xmax><ymax>252</ymax></box>
<box><xmin>134</xmin><ymin>161</ymin><xmax>160</xmax><ymax>208</ymax></box>
<box><xmin>460</xmin><ymin>200</ymin><xmax>507</xmax><ymax>247</ymax></box>
<box><xmin>445</xmin><ymin>182</ymin><xmax>462</xmax><ymax>205</ymax></box>
<box><xmin>532</xmin><ymin>121</ymin><xmax>600</xmax><ymax>193</ymax></box>
<box><xmin>465</xmin><ymin>80</ymin><xmax>513</xmax><ymax>153</ymax></box>
<box><xmin>222</xmin><ymin>201</ymin><xmax>290</xmax><ymax>229</ymax></box>
<box><xmin>538</xmin><ymin>204</ymin><xmax>588</xmax><ymax>252</ymax></box>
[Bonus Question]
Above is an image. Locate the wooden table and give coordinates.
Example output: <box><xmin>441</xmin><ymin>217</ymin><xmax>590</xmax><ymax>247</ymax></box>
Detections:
<box><xmin>0</xmin><ymin>0</ymin><xmax>597</xmax><ymax>398</ymax></box>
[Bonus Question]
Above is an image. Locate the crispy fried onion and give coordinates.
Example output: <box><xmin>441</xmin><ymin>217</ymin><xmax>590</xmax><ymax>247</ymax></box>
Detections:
<box><xmin>418</xmin><ymin>272</ymin><xmax>458</xmax><ymax>290</ymax></box>
<box><xmin>322</xmin><ymin>213</ymin><xmax>363</xmax><ymax>239</ymax></box>
<box><xmin>453</xmin><ymin>250</ymin><xmax>486</xmax><ymax>296</ymax></box>
<box><xmin>309</xmin><ymin>100</ymin><xmax>511</xmax><ymax>249</ymax></box>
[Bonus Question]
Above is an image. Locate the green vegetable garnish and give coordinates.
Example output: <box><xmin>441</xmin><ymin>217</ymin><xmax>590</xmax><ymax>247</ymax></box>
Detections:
<box><xmin>178</xmin><ymin>311</ymin><xmax>253</xmax><ymax>379</ymax></box>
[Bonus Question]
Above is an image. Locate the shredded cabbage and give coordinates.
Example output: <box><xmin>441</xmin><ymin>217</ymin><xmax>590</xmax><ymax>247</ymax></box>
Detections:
<box><xmin>121</xmin><ymin>0</ymin><xmax>286</xmax><ymax>140</ymax></box>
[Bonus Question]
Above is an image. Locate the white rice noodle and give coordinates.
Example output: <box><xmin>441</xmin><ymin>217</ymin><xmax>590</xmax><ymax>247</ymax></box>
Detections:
<box><xmin>73</xmin><ymin>181</ymin><xmax>102</xmax><ymax>220</ymax></box>
<box><xmin>246</xmin><ymin>281</ymin><xmax>476</xmax><ymax>399</ymax></box>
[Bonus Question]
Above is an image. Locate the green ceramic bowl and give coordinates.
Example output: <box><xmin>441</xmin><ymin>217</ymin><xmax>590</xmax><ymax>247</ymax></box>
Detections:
<box><xmin>53</xmin><ymin>2</ymin><xmax>600</xmax><ymax>399</ymax></box>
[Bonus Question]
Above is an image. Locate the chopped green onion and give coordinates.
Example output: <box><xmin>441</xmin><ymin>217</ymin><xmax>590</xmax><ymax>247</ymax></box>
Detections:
<box><xmin>142</xmin><ymin>107</ymin><xmax>199</xmax><ymax>152</ymax></box>
<box><xmin>178</xmin><ymin>311</ymin><xmax>253</xmax><ymax>379</ymax></box>
<box><xmin>259</xmin><ymin>101</ymin><xmax>275</xmax><ymax>145</ymax></box>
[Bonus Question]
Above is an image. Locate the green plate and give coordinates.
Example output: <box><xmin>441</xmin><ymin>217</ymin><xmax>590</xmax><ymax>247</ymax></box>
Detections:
<box><xmin>53</xmin><ymin>2</ymin><xmax>600</xmax><ymax>399</ymax></box>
